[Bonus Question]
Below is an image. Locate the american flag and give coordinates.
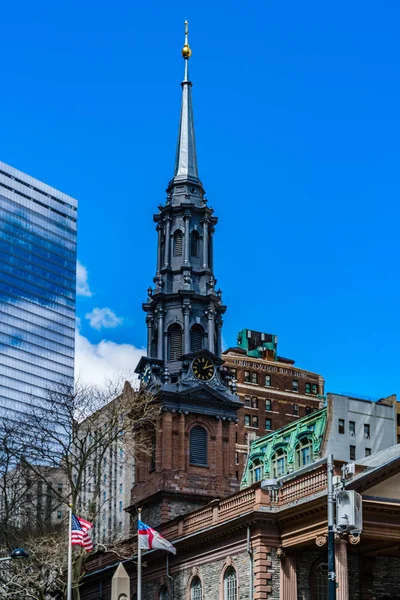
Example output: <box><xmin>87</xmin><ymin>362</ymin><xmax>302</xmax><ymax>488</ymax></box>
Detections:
<box><xmin>71</xmin><ymin>514</ymin><xmax>93</xmax><ymax>552</ymax></box>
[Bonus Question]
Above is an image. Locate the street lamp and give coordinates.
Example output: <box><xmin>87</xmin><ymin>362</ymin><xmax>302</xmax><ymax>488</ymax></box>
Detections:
<box><xmin>0</xmin><ymin>548</ymin><xmax>29</xmax><ymax>563</ymax></box>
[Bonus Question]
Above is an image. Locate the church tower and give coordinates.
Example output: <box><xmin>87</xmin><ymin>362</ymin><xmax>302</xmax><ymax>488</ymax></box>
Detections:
<box><xmin>133</xmin><ymin>23</ymin><xmax>241</xmax><ymax>525</ymax></box>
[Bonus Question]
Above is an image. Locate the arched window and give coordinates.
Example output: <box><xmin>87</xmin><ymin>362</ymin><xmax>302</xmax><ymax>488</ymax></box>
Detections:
<box><xmin>311</xmin><ymin>562</ymin><xmax>328</xmax><ymax>600</ymax></box>
<box><xmin>224</xmin><ymin>566</ymin><xmax>237</xmax><ymax>600</ymax></box>
<box><xmin>190</xmin><ymin>576</ymin><xmax>202</xmax><ymax>600</ymax></box>
<box><xmin>249</xmin><ymin>458</ymin><xmax>263</xmax><ymax>484</ymax></box>
<box><xmin>190</xmin><ymin>325</ymin><xmax>204</xmax><ymax>352</ymax></box>
<box><xmin>271</xmin><ymin>447</ymin><xmax>288</xmax><ymax>477</ymax></box>
<box><xmin>168</xmin><ymin>324</ymin><xmax>183</xmax><ymax>361</ymax></box>
<box><xmin>191</xmin><ymin>230</ymin><xmax>200</xmax><ymax>257</ymax></box>
<box><xmin>159</xmin><ymin>585</ymin><xmax>169</xmax><ymax>600</ymax></box>
<box><xmin>190</xmin><ymin>426</ymin><xmax>207</xmax><ymax>466</ymax></box>
<box><xmin>173</xmin><ymin>230</ymin><xmax>183</xmax><ymax>256</ymax></box>
<box><xmin>295</xmin><ymin>437</ymin><xmax>313</xmax><ymax>469</ymax></box>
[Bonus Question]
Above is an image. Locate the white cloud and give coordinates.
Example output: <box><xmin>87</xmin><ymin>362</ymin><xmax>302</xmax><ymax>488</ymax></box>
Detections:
<box><xmin>85</xmin><ymin>307</ymin><xmax>123</xmax><ymax>330</ymax></box>
<box><xmin>76</xmin><ymin>261</ymin><xmax>92</xmax><ymax>297</ymax></box>
<box><xmin>74</xmin><ymin>330</ymin><xmax>145</xmax><ymax>388</ymax></box>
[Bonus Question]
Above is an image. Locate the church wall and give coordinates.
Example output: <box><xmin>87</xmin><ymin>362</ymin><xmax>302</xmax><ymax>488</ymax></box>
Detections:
<box><xmin>371</xmin><ymin>556</ymin><xmax>400</xmax><ymax>599</ymax></box>
<box><xmin>139</xmin><ymin>547</ymin><xmax>251</xmax><ymax>600</ymax></box>
<box><xmin>295</xmin><ymin>548</ymin><xmax>360</xmax><ymax>600</ymax></box>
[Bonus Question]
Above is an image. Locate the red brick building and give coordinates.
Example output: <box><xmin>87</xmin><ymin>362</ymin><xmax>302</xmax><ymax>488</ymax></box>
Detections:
<box><xmin>222</xmin><ymin>328</ymin><xmax>325</xmax><ymax>478</ymax></box>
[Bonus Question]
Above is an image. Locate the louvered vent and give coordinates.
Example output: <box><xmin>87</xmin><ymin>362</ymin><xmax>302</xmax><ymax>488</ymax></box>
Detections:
<box><xmin>173</xmin><ymin>230</ymin><xmax>183</xmax><ymax>256</ymax></box>
<box><xmin>168</xmin><ymin>324</ymin><xmax>182</xmax><ymax>361</ymax></box>
<box><xmin>190</xmin><ymin>325</ymin><xmax>203</xmax><ymax>352</ymax></box>
<box><xmin>190</xmin><ymin>231</ymin><xmax>199</xmax><ymax>257</ymax></box>
<box><xmin>190</xmin><ymin>426</ymin><xmax>207</xmax><ymax>465</ymax></box>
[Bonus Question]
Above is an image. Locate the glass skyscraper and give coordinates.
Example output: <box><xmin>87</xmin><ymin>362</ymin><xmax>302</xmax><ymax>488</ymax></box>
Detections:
<box><xmin>0</xmin><ymin>160</ymin><xmax>77</xmax><ymax>421</ymax></box>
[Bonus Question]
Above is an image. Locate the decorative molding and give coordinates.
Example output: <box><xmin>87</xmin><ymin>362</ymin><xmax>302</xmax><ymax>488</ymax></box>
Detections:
<box><xmin>315</xmin><ymin>535</ymin><xmax>327</xmax><ymax>547</ymax></box>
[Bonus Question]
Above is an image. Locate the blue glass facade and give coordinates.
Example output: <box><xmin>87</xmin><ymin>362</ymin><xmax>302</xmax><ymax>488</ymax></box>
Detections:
<box><xmin>0</xmin><ymin>161</ymin><xmax>77</xmax><ymax>420</ymax></box>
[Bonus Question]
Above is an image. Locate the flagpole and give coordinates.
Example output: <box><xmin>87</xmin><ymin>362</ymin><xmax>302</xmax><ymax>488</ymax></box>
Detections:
<box><xmin>67</xmin><ymin>504</ymin><xmax>73</xmax><ymax>600</ymax></box>
<box><xmin>137</xmin><ymin>507</ymin><xmax>142</xmax><ymax>600</ymax></box>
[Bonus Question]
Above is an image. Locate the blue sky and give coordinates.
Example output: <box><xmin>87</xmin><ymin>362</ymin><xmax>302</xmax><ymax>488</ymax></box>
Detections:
<box><xmin>1</xmin><ymin>1</ymin><xmax>399</xmax><ymax>398</ymax></box>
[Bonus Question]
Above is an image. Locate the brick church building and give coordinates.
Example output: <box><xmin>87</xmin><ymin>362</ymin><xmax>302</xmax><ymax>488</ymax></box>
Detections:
<box><xmin>80</xmin><ymin>24</ymin><xmax>400</xmax><ymax>600</ymax></box>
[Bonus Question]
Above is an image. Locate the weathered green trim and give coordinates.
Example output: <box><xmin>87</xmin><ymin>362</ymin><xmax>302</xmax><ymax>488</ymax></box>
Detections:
<box><xmin>241</xmin><ymin>408</ymin><xmax>327</xmax><ymax>488</ymax></box>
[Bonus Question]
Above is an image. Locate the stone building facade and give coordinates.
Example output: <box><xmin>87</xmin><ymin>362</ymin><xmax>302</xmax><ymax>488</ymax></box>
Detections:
<box><xmin>81</xmin><ymin>445</ymin><xmax>400</xmax><ymax>600</ymax></box>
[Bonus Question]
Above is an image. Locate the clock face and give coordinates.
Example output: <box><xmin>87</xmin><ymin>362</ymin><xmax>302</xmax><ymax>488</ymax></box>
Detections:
<box><xmin>192</xmin><ymin>355</ymin><xmax>215</xmax><ymax>381</ymax></box>
<box><xmin>142</xmin><ymin>364</ymin><xmax>152</xmax><ymax>385</ymax></box>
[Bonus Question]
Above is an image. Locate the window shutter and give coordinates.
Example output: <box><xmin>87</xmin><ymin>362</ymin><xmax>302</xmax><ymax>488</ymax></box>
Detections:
<box><xmin>168</xmin><ymin>325</ymin><xmax>182</xmax><ymax>361</ymax></box>
<box><xmin>174</xmin><ymin>230</ymin><xmax>183</xmax><ymax>256</ymax></box>
<box><xmin>190</xmin><ymin>326</ymin><xmax>203</xmax><ymax>352</ymax></box>
<box><xmin>190</xmin><ymin>426</ymin><xmax>207</xmax><ymax>465</ymax></box>
<box><xmin>190</xmin><ymin>231</ymin><xmax>199</xmax><ymax>257</ymax></box>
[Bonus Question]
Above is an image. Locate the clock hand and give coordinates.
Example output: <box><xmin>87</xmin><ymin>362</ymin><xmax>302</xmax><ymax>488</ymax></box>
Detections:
<box><xmin>203</xmin><ymin>361</ymin><xmax>212</xmax><ymax>369</ymax></box>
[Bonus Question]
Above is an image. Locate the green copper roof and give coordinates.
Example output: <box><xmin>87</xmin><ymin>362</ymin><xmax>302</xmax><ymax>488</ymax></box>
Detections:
<box><xmin>241</xmin><ymin>408</ymin><xmax>327</xmax><ymax>488</ymax></box>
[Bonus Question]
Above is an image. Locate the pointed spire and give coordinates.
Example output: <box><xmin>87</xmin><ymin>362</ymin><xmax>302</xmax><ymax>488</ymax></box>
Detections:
<box><xmin>172</xmin><ymin>21</ymin><xmax>200</xmax><ymax>185</ymax></box>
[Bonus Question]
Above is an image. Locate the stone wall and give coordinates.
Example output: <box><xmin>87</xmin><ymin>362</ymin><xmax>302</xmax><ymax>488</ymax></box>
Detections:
<box><xmin>138</xmin><ymin>548</ymin><xmax>250</xmax><ymax>600</ymax></box>
<box><xmin>372</xmin><ymin>556</ymin><xmax>400</xmax><ymax>599</ymax></box>
<box><xmin>296</xmin><ymin>548</ymin><xmax>360</xmax><ymax>600</ymax></box>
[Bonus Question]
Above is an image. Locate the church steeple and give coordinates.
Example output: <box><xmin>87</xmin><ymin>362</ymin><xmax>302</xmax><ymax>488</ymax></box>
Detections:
<box><xmin>172</xmin><ymin>21</ymin><xmax>201</xmax><ymax>187</ymax></box>
<box><xmin>132</xmin><ymin>22</ymin><xmax>241</xmax><ymax>525</ymax></box>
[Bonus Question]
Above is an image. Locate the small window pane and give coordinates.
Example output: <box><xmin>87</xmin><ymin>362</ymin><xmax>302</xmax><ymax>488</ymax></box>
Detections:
<box><xmin>349</xmin><ymin>421</ymin><xmax>355</xmax><ymax>436</ymax></box>
<box><xmin>252</xmin><ymin>415</ymin><xmax>258</xmax><ymax>428</ymax></box>
<box><xmin>265</xmin><ymin>399</ymin><xmax>271</xmax><ymax>411</ymax></box>
<box><xmin>265</xmin><ymin>375</ymin><xmax>271</xmax><ymax>387</ymax></box>
<box><xmin>364</xmin><ymin>424</ymin><xmax>370</xmax><ymax>439</ymax></box>
<box><xmin>338</xmin><ymin>419</ymin><xmax>345</xmax><ymax>434</ymax></box>
<box><xmin>244</xmin><ymin>415</ymin><xmax>251</xmax><ymax>427</ymax></box>
<box><xmin>350</xmin><ymin>445</ymin><xmax>356</xmax><ymax>461</ymax></box>
<box><xmin>251</xmin><ymin>396</ymin><xmax>258</xmax><ymax>408</ymax></box>
<box><xmin>244</xmin><ymin>371</ymin><xmax>250</xmax><ymax>382</ymax></box>
<box><xmin>251</xmin><ymin>372</ymin><xmax>258</xmax><ymax>384</ymax></box>
<box><xmin>293</xmin><ymin>403</ymin><xmax>299</xmax><ymax>416</ymax></box>
<box><xmin>365</xmin><ymin>448</ymin><xmax>371</xmax><ymax>457</ymax></box>
<box><xmin>190</xmin><ymin>576</ymin><xmax>202</xmax><ymax>600</ymax></box>
<box><xmin>224</xmin><ymin>566</ymin><xmax>237</xmax><ymax>600</ymax></box>
<box><xmin>292</xmin><ymin>379</ymin><xmax>298</xmax><ymax>391</ymax></box>
<box><xmin>159</xmin><ymin>586</ymin><xmax>169</xmax><ymax>600</ymax></box>
<box><xmin>305</xmin><ymin>383</ymin><xmax>311</xmax><ymax>394</ymax></box>
<box><xmin>265</xmin><ymin>418</ymin><xmax>272</xmax><ymax>430</ymax></box>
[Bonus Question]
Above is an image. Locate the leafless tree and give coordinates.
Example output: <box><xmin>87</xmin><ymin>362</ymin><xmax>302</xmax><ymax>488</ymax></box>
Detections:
<box><xmin>0</xmin><ymin>377</ymin><xmax>158</xmax><ymax>600</ymax></box>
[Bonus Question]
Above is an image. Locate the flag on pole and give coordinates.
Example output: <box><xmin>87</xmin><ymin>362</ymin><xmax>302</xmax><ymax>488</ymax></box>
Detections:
<box><xmin>138</xmin><ymin>520</ymin><xmax>176</xmax><ymax>555</ymax></box>
<box><xmin>71</xmin><ymin>514</ymin><xmax>93</xmax><ymax>552</ymax></box>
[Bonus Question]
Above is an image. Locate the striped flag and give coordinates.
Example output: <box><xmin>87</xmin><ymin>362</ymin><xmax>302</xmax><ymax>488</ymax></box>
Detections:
<box><xmin>71</xmin><ymin>514</ymin><xmax>93</xmax><ymax>552</ymax></box>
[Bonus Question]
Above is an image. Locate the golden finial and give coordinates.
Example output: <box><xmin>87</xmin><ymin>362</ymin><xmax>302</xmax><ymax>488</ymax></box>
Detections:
<box><xmin>182</xmin><ymin>20</ymin><xmax>192</xmax><ymax>59</ymax></box>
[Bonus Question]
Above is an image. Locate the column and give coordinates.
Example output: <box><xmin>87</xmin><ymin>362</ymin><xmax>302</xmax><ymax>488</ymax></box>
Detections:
<box><xmin>183</xmin><ymin>303</ymin><xmax>191</xmax><ymax>354</ymax></box>
<box><xmin>279</xmin><ymin>555</ymin><xmax>297</xmax><ymax>600</ymax></box>
<box><xmin>162</xmin><ymin>412</ymin><xmax>173</xmax><ymax>471</ymax></box>
<box><xmin>207</xmin><ymin>307</ymin><xmax>215</xmax><ymax>354</ymax></box>
<box><xmin>209</xmin><ymin>224</ymin><xmax>215</xmax><ymax>271</ymax></box>
<box><xmin>156</xmin><ymin>223</ymin><xmax>163</xmax><ymax>274</ymax></box>
<box><xmin>156</xmin><ymin>306</ymin><xmax>164</xmax><ymax>360</ymax></box>
<box><xmin>183</xmin><ymin>211</ymin><xmax>191</xmax><ymax>265</ymax></box>
<box><xmin>216</xmin><ymin>418</ymin><xmax>223</xmax><ymax>477</ymax></box>
<box><xmin>146</xmin><ymin>315</ymin><xmax>154</xmax><ymax>356</ymax></box>
<box><xmin>335</xmin><ymin>539</ymin><xmax>349</xmax><ymax>600</ymax></box>
<box><xmin>163</xmin><ymin>216</ymin><xmax>171</xmax><ymax>267</ymax></box>
<box><xmin>228</xmin><ymin>421</ymin><xmax>236</xmax><ymax>477</ymax></box>
<box><xmin>202</xmin><ymin>217</ymin><xmax>209</xmax><ymax>269</ymax></box>
<box><xmin>215</xmin><ymin>315</ymin><xmax>223</xmax><ymax>357</ymax></box>
<box><xmin>178</xmin><ymin>413</ymin><xmax>186</xmax><ymax>471</ymax></box>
